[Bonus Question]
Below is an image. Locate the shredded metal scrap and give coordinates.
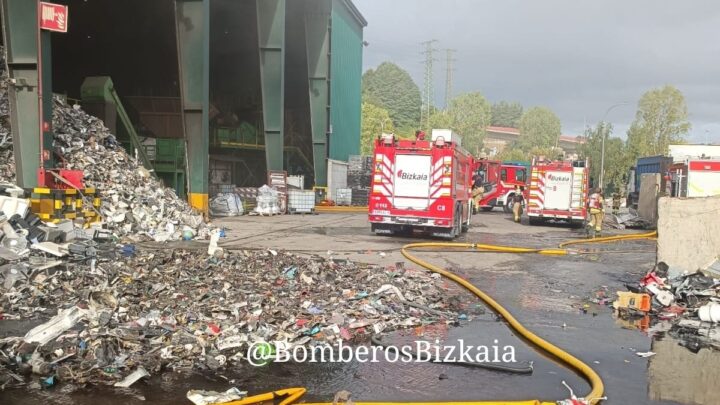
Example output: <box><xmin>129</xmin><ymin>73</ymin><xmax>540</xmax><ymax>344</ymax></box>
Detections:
<box><xmin>0</xmin><ymin>46</ymin><xmax>205</xmax><ymax>241</ymax></box>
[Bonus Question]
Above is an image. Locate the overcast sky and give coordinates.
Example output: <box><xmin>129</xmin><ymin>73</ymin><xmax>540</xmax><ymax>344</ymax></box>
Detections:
<box><xmin>354</xmin><ymin>0</ymin><xmax>720</xmax><ymax>143</ymax></box>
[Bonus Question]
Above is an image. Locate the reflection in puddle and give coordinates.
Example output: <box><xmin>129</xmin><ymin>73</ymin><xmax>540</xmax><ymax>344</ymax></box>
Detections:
<box><xmin>649</xmin><ymin>337</ymin><xmax>720</xmax><ymax>404</ymax></box>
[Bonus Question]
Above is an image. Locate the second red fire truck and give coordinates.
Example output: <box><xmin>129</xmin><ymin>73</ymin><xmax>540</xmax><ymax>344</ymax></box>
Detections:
<box><xmin>368</xmin><ymin>129</ymin><xmax>474</xmax><ymax>238</ymax></box>
<box><xmin>526</xmin><ymin>158</ymin><xmax>590</xmax><ymax>226</ymax></box>
<box><xmin>473</xmin><ymin>160</ymin><xmax>528</xmax><ymax>213</ymax></box>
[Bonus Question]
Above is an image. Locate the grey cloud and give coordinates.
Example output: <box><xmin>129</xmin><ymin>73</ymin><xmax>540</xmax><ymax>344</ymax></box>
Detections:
<box><xmin>355</xmin><ymin>0</ymin><xmax>720</xmax><ymax>143</ymax></box>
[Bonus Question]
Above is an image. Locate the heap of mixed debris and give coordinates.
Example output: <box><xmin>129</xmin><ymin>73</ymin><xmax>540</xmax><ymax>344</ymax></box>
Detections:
<box><xmin>0</xmin><ymin>47</ymin><xmax>462</xmax><ymax>390</ymax></box>
<box><xmin>614</xmin><ymin>261</ymin><xmax>720</xmax><ymax>350</ymax></box>
<box><xmin>0</xmin><ymin>247</ymin><xmax>458</xmax><ymax>388</ymax></box>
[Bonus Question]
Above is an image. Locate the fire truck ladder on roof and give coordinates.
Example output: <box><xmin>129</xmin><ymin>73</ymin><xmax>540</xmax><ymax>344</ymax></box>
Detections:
<box><xmin>570</xmin><ymin>167</ymin><xmax>585</xmax><ymax>209</ymax></box>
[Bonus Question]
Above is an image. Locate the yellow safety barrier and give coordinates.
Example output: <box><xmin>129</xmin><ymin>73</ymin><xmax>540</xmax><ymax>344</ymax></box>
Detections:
<box><xmin>314</xmin><ymin>205</ymin><xmax>368</xmax><ymax>213</ymax></box>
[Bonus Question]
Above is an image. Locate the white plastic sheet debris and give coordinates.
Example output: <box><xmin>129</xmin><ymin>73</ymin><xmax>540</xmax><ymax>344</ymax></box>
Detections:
<box><xmin>374</xmin><ymin>284</ymin><xmax>407</xmax><ymax>301</ymax></box>
<box><xmin>30</xmin><ymin>241</ymin><xmax>69</xmax><ymax>257</ymax></box>
<box><xmin>187</xmin><ymin>387</ymin><xmax>247</xmax><ymax>405</ymax></box>
<box><xmin>0</xmin><ymin>194</ymin><xmax>29</xmax><ymax>218</ymax></box>
<box><xmin>208</xmin><ymin>229</ymin><xmax>224</xmax><ymax>257</ymax></box>
<box><xmin>23</xmin><ymin>306</ymin><xmax>87</xmax><ymax>345</ymax></box>
<box><xmin>114</xmin><ymin>367</ymin><xmax>150</xmax><ymax>387</ymax></box>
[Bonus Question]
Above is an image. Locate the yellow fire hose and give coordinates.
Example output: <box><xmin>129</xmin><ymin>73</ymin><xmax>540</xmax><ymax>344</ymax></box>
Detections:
<box><xmin>558</xmin><ymin>231</ymin><xmax>657</xmax><ymax>248</ymax></box>
<box><xmin>222</xmin><ymin>232</ymin><xmax>658</xmax><ymax>405</ymax></box>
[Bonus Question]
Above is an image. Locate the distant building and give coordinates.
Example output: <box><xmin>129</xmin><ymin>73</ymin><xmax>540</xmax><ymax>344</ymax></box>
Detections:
<box><xmin>484</xmin><ymin>126</ymin><xmax>585</xmax><ymax>157</ymax></box>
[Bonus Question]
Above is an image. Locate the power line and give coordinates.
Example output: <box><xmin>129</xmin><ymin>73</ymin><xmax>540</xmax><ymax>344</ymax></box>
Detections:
<box><xmin>420</xmin><ymin>39</ymin><xmax>438</xmax><ymax>129</ymax></box>
<box><xmin>444</xmin><ymin>49</ymin><xmax>456</xmax><ymax>110</ymax></box>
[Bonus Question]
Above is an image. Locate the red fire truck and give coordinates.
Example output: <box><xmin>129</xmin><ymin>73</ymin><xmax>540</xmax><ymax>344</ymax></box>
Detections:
<box><xmin>666</xmin><ymin>158</ymin><xmax>720</xmax><ymax>198</ymax></box>
<box><xmin>527</xmin><ymin>158</ymin><xmax>589</xmax><ymax>226</ymax></box>
<box><xmin>368</xmin><ymin>129</ymin><xmax>474</xmax><ymax>238</ymax></box>
<box><xmin>474</xmin><ymin>160</ymin><xmax>528</xmax><ymax>213</ymax></box>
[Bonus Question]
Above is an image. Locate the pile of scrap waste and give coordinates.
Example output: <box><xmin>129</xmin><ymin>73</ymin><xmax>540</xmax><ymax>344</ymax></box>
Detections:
<box><xmin>0</xmin><ymin>51</ymin><xmax>206</xmax><ymax>242</ymax></box>
<box><xmin>614</xmin><ymin>260</ymin><xmax>720</xmax><ymax>349</ymax></box>
<box><xmin>0</xmin><ymin>46</ymin><xmax>460</xmax><ymax>390</ymax></box>
<box><xmin>604</xmin><ymin>210</ymin><xmax>653</xmax><ymax>230</ymax></box>
<box><xmin>0</xmin><ymin>246</ymin><xmax>456</xmax><ymax>389</ymax></box>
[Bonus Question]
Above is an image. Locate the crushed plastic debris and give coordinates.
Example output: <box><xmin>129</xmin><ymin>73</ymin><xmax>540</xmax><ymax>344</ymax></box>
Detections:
<box><xmin>615</xmin><ymin>261</ymin><xmax>720</xmax><ymax>350</ymax></box>
<box><xmin>0</xmin><ymin>246</ymin><xmax>456</xmax><ymax>388</ymax></box>
<box><xmin>187</xmin><ymin>387</ymin><xmax>247</xmax><ymax>405</ymax></box>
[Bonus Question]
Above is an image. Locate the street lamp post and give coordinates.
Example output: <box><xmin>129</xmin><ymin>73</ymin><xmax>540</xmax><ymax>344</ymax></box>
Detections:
<box><xmin>380</xmin><ymin>118</ymin><xmax>392</xmax><ymax>134</ymax></box>
<box><xmin>599</xmin><ymin>102</ymin><xmax>631</xmax><ymax>190</ymax></box>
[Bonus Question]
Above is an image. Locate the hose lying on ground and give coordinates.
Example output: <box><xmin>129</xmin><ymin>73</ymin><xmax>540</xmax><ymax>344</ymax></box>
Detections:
<box><xmin>370</xmin><ymin>334</ymin><xmax>534</xmax><ymax>375</ymax></box>
<box><xmin>399</xmin><ymin>242</ymin><xmax>603</xmax><ymax>404</ymax></box>
<box><xmin>220</xmin><ymin>231</ymin><xmax>657</xmax><ymax>405</ymax></box>
<box><xmin>558</xmin><ymin>231</ymin><xmax>657</xmax><ymax>248</ymax></box>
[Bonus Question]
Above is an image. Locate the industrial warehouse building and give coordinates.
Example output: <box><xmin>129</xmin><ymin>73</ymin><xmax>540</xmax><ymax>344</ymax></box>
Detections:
<box><xmin>1</xmin><ymin>0</ymin><xmax>366</xmax><ymax>211</ymax></box>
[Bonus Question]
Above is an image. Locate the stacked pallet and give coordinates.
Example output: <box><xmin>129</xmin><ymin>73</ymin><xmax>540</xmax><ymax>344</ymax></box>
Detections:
<box><xmin>348</xmin><ymin>155</ymin><xmax>372</xmax><ymax>206</ymax></box>
<box><xmin>267</xmin><ymin>170</ymin><xmax>288</xmax><ymax>214</ymax></box>
<box><xmin>351</xmin><ymin>188</ymin><xmax>369</xmax><ymax>206</ymax></box>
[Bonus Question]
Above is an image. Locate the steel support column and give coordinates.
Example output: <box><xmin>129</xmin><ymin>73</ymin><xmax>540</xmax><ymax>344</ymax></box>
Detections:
<box><xmin>304</xmin><ymin>1</ymin><xmax>331</xmax><ymax>186</ymax></box>
<box><xmin>175</xmin><ymin>0</ymin><xmax>209</xmax><ymax>212</ymax></box>
<box><xmin>256</xmin><ymin>0</ymin><xmax>285</xmax><ymax>171</ymax></box>
<box><xmin>1</xmin><ymin>0</ymin><xmax>41</xmax><ymax>187</ymax></box>
<box><xmin>40</xmin><ymin>29</ymin><xmax>54</xmax><ymax>170</ymax></box>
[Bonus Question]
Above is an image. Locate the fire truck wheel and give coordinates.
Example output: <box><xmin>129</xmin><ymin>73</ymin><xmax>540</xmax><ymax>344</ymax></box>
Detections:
<box><xmin>462</xmin><ymin>202</ymin><xmax>471</xmax><ymax>233</ymax></box>
<box><xmin>503</xmin><ymin>198</ymin><xmax>515</xmax><ymax>213</ymax></box>
<box><xmin>528</xmin><ymin>216</ymin><xmax>543</xmax><ymax>226</ymax></box>
<box><xmin>481</xmin><ymin>206</ymin><xmax>493</xmax><ymax>212</ymax></box>
<box><xmin>449</xmin><ymin>204</ymin><xmax>461</xmax><ymax>238</ymax></box>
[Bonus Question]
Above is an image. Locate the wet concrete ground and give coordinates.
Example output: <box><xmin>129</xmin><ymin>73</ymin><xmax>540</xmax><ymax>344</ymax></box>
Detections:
<box><xmin>2</xmin><ymin>210</ymin><xmax>714</xmax><ymax>404</ymax></box>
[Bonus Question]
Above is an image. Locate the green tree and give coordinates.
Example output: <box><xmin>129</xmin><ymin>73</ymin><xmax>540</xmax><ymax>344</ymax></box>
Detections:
<box><xmin>496</xmin><ymin>148</ymin><xmax>529</xmax><ymax>162</ymax></box>
<box><xmin>427</xmin><ymin>109</ymin><xmax>454</xmax><ymax>131</ymax></box>
<box><xmin>580</xmin><ymin>122</ymin><xmax>629</xmax><ymax>192</ymax></box>
<box><xmin>491</xmin><ymin>101</ymin><xmax>523</xmax><ymax>128</ymax></box>
<box><xmin>626</xmin><ymin>85</ymin><xmax>691</xmax><ymax>161</ymax></box>
<box><xmin>518</xmin><ymin>107</ymin><xmax>562</xmax><ymax>151</ymax></box>
<box><xmin>360</xmin><ymin>102</ymin><xmax>395</xmax><ymax>155</ymax></box>
<box><xmin>362</xmin><ymin>62</ymin><xmax>422</xmax><ymax>129</ymax></box>
<box><xmin>426</xmin><ymin>92</ymin><xmax>492</xmax><ymax>155</ymax></box>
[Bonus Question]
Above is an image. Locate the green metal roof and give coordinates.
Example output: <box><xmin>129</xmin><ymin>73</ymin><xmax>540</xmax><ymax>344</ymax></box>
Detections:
<box><xmin>339</xmin><ymin>0</ymin><xmax>368</xmax><ymax>27</ymax></box>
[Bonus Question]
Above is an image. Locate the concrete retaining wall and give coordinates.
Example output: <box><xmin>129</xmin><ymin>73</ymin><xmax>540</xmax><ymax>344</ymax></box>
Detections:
<box><xmin>657</xmin><ymin>195</ymin><xmax>720</xmax><ymax>278</ymax></box>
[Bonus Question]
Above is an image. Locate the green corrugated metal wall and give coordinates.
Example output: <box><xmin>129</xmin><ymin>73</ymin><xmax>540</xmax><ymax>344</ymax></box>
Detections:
<box><xmin>329</xmin><ymin>0</ymin><xmax>363</xmax><ymax>162</ymax></box>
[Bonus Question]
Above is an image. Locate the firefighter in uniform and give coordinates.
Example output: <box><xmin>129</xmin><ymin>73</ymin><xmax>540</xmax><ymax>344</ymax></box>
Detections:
<box><xmin>471</xmin><ymin>171</ymin><xmax>484</xmax><ymax>213</ymax></box>
<box><xmin>587</xmin><ymin>187</ymin><xmax>604</xmax><ymax>237</ymax></box>
<box><xmin>611</xmin><ymin>192</ymin><xmax>622</xmax><ymax>215</ymax></box>
<box><xmin>512</xmin><ymin>185</ymin><xmax>525</xmax><ymax>222</ymax></box>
